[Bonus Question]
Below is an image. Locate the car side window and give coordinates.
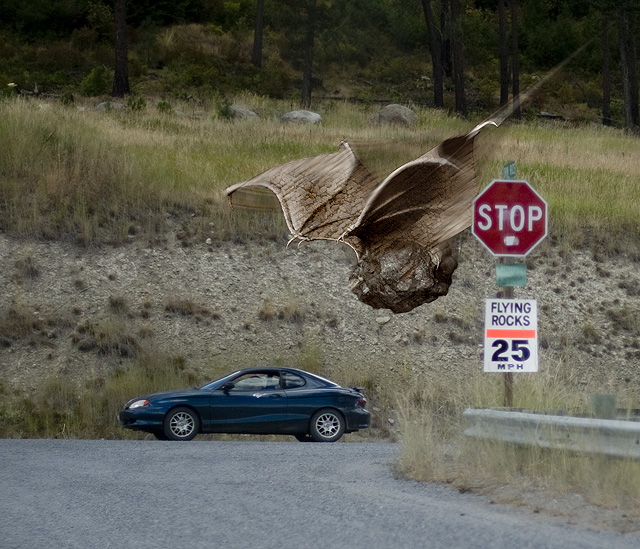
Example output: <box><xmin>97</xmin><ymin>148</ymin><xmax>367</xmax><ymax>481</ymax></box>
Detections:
<box><xmin>231</xmin><ymin>373</ymin><xmax>280</xmax><ymax>391</ymax></box>
<box><xmin>282</xmin><ymin>372</ymin><xmax>306</xmax><ymax>389</ymax></box>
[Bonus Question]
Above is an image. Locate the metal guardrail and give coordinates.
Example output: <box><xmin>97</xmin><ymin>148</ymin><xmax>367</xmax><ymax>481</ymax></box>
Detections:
<box><xmin>463</xmin><ymin>408</ymin><xmax>640</xmax><ymax>460</ymax></box>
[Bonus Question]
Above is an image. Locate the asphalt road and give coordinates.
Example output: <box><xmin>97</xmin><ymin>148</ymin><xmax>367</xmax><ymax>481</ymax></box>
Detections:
<box><xmin>1</xmin><ymin>439</ymin><xmax>638</xmax><ymax>549</ymax></box>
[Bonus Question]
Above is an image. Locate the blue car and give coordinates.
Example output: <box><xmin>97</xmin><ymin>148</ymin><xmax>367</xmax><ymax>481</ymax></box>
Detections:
<box><xmin>118</xmin><ymin>367</ymin><xmax>370</xmax><ymax>442</ymax></box>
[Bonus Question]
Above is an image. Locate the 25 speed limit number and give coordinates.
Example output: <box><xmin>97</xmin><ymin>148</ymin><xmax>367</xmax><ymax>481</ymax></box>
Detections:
<box><xmin>484</xmin><ymin>299</ymin><xmax>538</xmax><ymax>372</ymax></box>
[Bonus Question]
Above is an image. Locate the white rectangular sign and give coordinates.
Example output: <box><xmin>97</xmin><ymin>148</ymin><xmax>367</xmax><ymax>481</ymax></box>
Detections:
<box><xmin>484</xmin><ymin>299</ymin><xmax>538</xmax><ymax>372</ymax></box>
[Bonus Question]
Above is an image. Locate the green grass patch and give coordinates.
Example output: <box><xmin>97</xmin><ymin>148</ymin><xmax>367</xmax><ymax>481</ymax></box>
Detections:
<box><xmin>0</xmin><ymin>352</ymin><xmax>210</xmax><ymax>439</ymax></box>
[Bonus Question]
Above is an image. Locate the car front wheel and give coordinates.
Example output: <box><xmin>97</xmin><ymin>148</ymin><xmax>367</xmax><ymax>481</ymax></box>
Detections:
<box><xmin>164</xmin><ymin>407</ymin><xmax>200</xmax><ymax>441</ymax></box>
<box><xmin>309</xmin><ymin>409</ymin><xmax>345</xmax><ymax>442</ymax></box>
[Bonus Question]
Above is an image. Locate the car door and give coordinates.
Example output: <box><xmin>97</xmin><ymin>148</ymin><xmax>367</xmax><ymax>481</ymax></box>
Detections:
<box><xmin>206</xmin><ymin>372</ymin><xmax>288</xmax><ymax>433</ymax></box>
<box><xmin>281</xmin><ymin>371</ymin><xmax>334</xmax><ymax>433</ymax></box>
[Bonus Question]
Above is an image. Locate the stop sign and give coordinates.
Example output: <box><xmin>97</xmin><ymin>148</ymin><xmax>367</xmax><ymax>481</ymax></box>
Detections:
<box><xmin>472</xmin><ymin>180</ymin><xmax>548</xmax><ymax>257</ymax></box>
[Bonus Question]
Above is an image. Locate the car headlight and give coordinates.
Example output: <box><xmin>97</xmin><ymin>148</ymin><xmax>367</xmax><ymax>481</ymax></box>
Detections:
<box><xmin>129</xmin><ymin>399</ymin><xmax>150</xmax><ymax>409</ymax></box>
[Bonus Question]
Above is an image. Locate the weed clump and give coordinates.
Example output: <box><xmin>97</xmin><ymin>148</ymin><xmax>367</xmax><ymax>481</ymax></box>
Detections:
<box><xmin>0</xmin><ymin>301</ymin><xmax>46</xmax><ymax>346</ymax></box>
<box><xmin>165</xmin><ymin>297</ymin><xmax>213</xmax><ymax>318</ymax></box>
<box><xmin>14</xmin><ymin>249</ymin><xmax>40</xmax><ymax>280</ymax></box>
<box><xmin>72</xmin><ymin>318</ymin><xmax>139</xmax><ymax>357</ymax></box>
<box><xmin>607</xmin><ymin>307</ymin><xmax>640</xmax><ymax>334</ymax></box>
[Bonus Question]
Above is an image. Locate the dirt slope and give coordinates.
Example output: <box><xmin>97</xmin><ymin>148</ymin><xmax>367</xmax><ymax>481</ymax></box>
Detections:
<box><xmin>2</xmin><ymin>222</ymin><xmax>639</xmax><ymax>405</ymax></box>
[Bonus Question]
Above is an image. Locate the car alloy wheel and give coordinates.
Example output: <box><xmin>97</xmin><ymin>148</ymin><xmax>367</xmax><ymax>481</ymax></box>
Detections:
<box><xmin>310</xmin><ymin>408</ymin><xmax>345</xmax><ymax>442</ymax></box>
<box><xmin>164</xmin><ymin>407</ymin><xmax>200</xmax><ymax>441</ymax></box>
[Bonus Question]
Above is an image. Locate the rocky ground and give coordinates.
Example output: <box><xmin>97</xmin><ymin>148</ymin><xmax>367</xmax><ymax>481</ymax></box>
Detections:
<box><xmin>1</xmin><ymin>221</ymin><xmax>639</xmax><ymax>400</ymax></box>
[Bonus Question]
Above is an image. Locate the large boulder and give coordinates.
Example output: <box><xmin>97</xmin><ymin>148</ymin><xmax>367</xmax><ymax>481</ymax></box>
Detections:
<box><xmin>374</xmin><ymin>104</ymin><xmax>418</xmax><ymax>126</ymax></box>
<box><xmin>95</xmin><ymin>101</ymin><xmax>124</xmax><ymax>112</ymax></box>
<box><xmin>280</xmin><ymin>110</ymin><xmax>322</xmax><ymax>124</ymax></box>
<box><xmin>229</xmin><ymin>104</ymin><xmax>259</xmax><ymax>120</ymax></box>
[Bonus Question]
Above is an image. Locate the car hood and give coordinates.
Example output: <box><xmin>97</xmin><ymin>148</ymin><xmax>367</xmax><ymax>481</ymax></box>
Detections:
<box><xmin>151</xmin><ymin>388</ymin><xmax>205</xmax><ymax>399</ymax></box>
<box><xmin>126</xmin><ymin>388</ymin><xmax>205</xmax><ymax>407</ymax></box>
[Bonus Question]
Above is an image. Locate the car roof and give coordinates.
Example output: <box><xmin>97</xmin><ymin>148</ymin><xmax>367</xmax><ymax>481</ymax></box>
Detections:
<box><xmin>238</xmin><ymin>366</ymin><xmax>304</xmax><ymax>374</ymax></box>
<box><xmin>235</xmin><ymin>367</ymin><xmax>339</xmax><ymax>386</ymax></box>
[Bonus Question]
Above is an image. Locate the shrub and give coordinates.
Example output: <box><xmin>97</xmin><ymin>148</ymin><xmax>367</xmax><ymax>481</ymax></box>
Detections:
<box><xmin>125</xmin><ymin>94</ymin><xmax>146</xmax><ymax>112</ymax></box>
<box><xmin>80</xmin><ymin>66</ymin><xmax>111</xmax><ymax>96</ymax></box>
<box><xmin>1</xmin><ymin>82</ymin><xmax>18</xmax><ymax>99</ymax></box>
<box><xmin>257</xmin><ymin>54</ymin><xmax>293</xmax><ymax>99</ymax></box>
<box><xmin>216</xmin><ymin>97</ymin><xmax>234</xmax><ymax>120</ymax></box>
<box><xmin>156</xmin><ymin>100</ymin><xmax>172</xmax><ymax>113</ymax></box>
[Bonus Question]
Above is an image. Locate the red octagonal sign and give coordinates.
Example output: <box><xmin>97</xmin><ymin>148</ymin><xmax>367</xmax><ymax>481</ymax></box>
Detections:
<box><xmin>472</xmin><ymin>180</ymin><xmax>548</xmax><ymax>257</ymax></box>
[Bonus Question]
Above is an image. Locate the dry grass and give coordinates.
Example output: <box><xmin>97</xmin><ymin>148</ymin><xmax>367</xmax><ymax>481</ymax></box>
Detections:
<box><xmin>0</xmin><ymin>352</ymin><xmax>214</xmax><ymax>439</ymax></box>
<box><xmin>395</xmin><ymin>367</ymin><xmax>640</xmax><ymax>515</ymax></box>
<box><xmin>484</xmin><ymin>124</ymin><xmax>640</xmax><ymax>255</ymax></box>
<box><xmin>1</xmin><ymin>97</ymin><xmax>638</xmax><ymax>253</ymax></box>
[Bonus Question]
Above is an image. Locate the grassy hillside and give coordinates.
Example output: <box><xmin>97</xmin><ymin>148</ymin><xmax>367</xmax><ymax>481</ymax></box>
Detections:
<box><xmin>1</xmin><ymin>96</ymin><xmax>639</xmax><ymax>253</ymax></box>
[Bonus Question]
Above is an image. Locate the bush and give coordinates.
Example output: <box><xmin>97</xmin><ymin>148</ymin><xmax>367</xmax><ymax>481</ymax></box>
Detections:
<box><xmin>125</xmin><ymin>94</ymin><xmax>146</xmax><ymax>112</ymax></box>
<box><xmin>257</xmin><ymin>54</ymin><xmax>293</xmax><ymax>99</ymax></box>
<box><xmin>1</xmin><ymin>82</ymin><xmax>18</xmax><ymax>99</ymax></box>
<box><xmin>81</xmin><ymin>66</ymin><xmax>111</xmax><ymax>96</ymax></box>
<box><xmin>156</xmin><ymin>100</ymin><xmax>172</xmax><ymax>113</ymax></box>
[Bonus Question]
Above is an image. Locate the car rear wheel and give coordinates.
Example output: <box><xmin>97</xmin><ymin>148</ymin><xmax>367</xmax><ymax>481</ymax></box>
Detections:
<box><xmin>309</xmin><ymin>409</ymin><xmax>345</xmax><ymax>442</ymax></box>
<box><xmin>164</xmin><ymin>407</ymin><xmax>200</xmax><ymax>441</ymax></box>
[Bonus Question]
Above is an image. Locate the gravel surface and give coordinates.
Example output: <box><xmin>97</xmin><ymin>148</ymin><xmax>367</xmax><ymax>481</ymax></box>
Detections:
<box><xmin>2</xmin><ymin>230</ymin><xmax>639</xmax><ymax>398</ymax></box>
<box><xmin>2</xmin><ymin>439</ymin><xmax>639</xmax><ymax>549</ymax></box>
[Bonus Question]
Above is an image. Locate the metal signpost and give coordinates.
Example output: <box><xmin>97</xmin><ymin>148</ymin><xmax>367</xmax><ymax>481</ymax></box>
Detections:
<box><xmin>472</xmin><ymin>169</ymin><xmax>548</xmax><ymax>406</ymax></box>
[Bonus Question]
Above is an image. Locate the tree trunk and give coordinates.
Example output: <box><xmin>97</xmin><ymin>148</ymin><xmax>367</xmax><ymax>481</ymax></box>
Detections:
<box><xmin>252</xmin><ymin>0</ymin><xmax>265</xmax><ymax>68</ymax></box>
<box><xmin>618</xmin><ymin>7</ymin><xmax>635</xmax><ymax>130</ymax></box>
<box><xmin>617</xmin><ymin>2</ymin><xmax>639</xmax><ymax>131</ymax></box>
<box><xmin>511</xmin><ymin>0</ymin><xmax>520</xmax><ymax>119</ymax></box>
<box><xmin>301</xmin><ymin>0</ymin><xmax>316</xmax><ymax>109</ymax></box>
<box><xmin>450</xmin><ymin>0</ymin><xmax>467</xmax><ymax>116</ymax></box>
<box><xmin>630</xmin><ymin>15</ymin><xmax>639</xmax><ymax>128</ymax></box>
<box><xmin>498</xmin><ymin>0</ymin><xmax>509</xmax><ymax>106</ymax></box>
<box><xmin>112</xmin><ymin>0</ymin><xmax>129</xmax><ymax>97</ymax></box>
<box><xmin>602</xmin><ymin>12</ymin><xmax>611</xmax><ymax>126</ymax></box>
<box><xmin>440</xmin><ymin>0</ymin><xmax>452</xmax><ymax>78</ymax></box>
<box><xmin>421</xmin><ymin>0</ymin><xmax>444</xmax><ymax>108</ymax></box>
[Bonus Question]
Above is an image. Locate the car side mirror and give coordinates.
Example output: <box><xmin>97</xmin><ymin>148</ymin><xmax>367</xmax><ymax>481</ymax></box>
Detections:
<box><xmin>221</xmin><ymin>382</ymin><xmax>234</xmax><ymax>393</ymax></box>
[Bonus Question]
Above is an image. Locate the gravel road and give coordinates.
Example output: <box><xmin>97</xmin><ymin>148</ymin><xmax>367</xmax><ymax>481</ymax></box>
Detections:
<box><xmin>1</xmin><ymin>440</ymin><xmax>638</xmax><ymax>549</ymax></box>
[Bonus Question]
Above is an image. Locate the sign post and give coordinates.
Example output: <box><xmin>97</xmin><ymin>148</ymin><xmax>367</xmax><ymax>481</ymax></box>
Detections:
<box><xmin>472</xmin><ymin>171</ymin><xmax>548</xmax><ymax>407</ymax></box>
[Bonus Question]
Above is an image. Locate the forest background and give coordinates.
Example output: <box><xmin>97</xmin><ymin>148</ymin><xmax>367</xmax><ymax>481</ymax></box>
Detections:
<box><xmin>1</xmin><ymin>0</ymin><xmax>639</xmax><ymax>131</ymax></box>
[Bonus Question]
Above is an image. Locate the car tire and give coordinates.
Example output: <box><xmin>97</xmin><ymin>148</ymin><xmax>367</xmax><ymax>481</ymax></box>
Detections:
<box><xmin>163</xmin><ymin>407</ymin><xmax>200</xmax><ymax>441</ymax></box>
<box><xmin>309</xmin><ymin>408</ymin><xmax>345</xmax><ymax>442</ymax></box>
